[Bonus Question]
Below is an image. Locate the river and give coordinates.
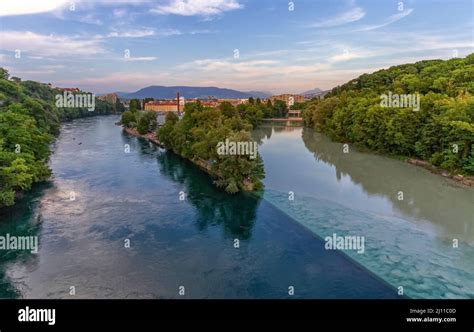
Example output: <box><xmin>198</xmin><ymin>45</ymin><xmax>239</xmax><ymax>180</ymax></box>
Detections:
<box><xmin>0</xmin><ymin>115</ymin><xmax>472</xmax><ymax>299</ymax></box>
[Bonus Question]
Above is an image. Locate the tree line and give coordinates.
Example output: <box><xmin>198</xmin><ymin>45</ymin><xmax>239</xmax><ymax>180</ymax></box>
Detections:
<box><xmin>0</xmin><ymin>68</ymin><xmax>124</xmax><ymax>208</ymax></box>
<box><xmin>301</xmin><ymin>54</ymin><xmax>474</xmax><ymax>175</ymax></box>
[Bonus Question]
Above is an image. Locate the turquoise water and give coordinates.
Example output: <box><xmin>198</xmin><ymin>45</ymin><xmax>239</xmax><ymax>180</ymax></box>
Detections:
<box><xmin>254</xmin><ymin>125</ymin><xmax>474</xmax><ymax>299</ymax></box>
<box><xmin>1</xmin><ymin>116</ymin><xmax>472</xmax><ymax>299</ymax></box>
<box><xmin>0</xmin><ymin>116</ymin><xmax>397</xmax><ymax>299</ymax></box>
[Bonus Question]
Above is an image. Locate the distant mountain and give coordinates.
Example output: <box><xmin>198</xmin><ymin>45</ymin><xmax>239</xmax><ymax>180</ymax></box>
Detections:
<box><xmin>116</xmin><ymin>86</ymin><xmax>271</xmax><ymax>99</ymax></box>
<box><xmin>244</xmin><ymin>90</ymin><xmax>273</xmax><ymax>98</ymax></box>
<box><xmin>301</xmin><ymin>88</ymin><xmax>328</xmax><ymax>98</ymax></box>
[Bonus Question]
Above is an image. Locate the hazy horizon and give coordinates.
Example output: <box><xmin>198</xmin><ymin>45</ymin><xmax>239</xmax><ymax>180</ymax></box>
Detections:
<box><xmin>1</xmin><ymin>0</ymin><xmax>473</xmax><ymax>94</ymax></box>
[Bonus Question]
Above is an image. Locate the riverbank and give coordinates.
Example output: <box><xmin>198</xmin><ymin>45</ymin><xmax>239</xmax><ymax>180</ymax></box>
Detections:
<box><xmin>123</xmin><ymin>126</ymin><xmax>164</xmax><ymax>147</ymax></box>
<box><xmin>0</xmin><ymin>116</ymin><xmax>400</xmax><ymax>299</ymax></box>
<box><xmin>122</xmin><ymin>125</ymin><xmax>255</xmax><ymax>192</ymax></box>
<box><xmin>349</xmin><ymin>138</ymin><xmax>474</xmax><ymax>188</ymax></box>
<box><xmin>407</xmin><ymin>158</ymin><xmax>474</xmax><ymax>187</ymax></box>
<box><xmin>294</xmin><ymin>122</ymin><xmax>474</xmax><ymax>188</ymax></box>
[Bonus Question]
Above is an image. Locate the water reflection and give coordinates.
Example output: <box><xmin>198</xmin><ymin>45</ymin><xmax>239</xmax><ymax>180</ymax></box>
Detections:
<box><xmin>0</xmin><ymin>116</ymin><xmax>399</xmax><ymax>299</ymax></box>
<box><xmin>156</xmin><ymin>150</ymin><xmax>261</xmax><ymax>240</ymax></box>
<box><xmin>253</xmin><ymin>125</ymin><xmax>272</xmax><ymax>145</ymax></box>
<box><xmin>0</xmin><ymin>183</ymin><xmax>49</xmax><ymax>298</ymax></box>
<box><xmin>301</xmin><ymin>128</ymin><xmax>474</xmax><ymax>244</ymax></box>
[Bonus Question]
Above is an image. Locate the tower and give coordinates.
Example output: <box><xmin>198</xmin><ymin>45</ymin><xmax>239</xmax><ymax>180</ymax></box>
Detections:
<box><xmin>177</xmin><ymin>92</ymin><xmax>180</xmax><ymax>113</ymax></box>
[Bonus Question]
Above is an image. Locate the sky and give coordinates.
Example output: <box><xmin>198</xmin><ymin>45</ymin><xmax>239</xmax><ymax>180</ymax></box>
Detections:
<box><xmin>0</xmin><ymin>0</ymin><xmax>473</xmax><ymax>94</ymax></box>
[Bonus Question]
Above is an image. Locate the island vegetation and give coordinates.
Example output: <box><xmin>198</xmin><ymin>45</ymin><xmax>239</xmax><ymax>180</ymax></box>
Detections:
<box><xmin>0</xmin><ymin>68</ymin><xmax>124</xmax><ymax>208</ymax></box>
<box><xmin>301</xmin><ymin>54</ymin><xmax>474</xmax><ymax>177</ymax></box>
<box><xmin>121</xmin><ymin>101</ymin><xmax>266</xmax><ymax>193</ymax></box>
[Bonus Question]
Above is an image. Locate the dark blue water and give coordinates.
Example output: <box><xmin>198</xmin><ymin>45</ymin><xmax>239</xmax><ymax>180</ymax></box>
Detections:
<box><xmin>0</xmin><ymin>115</ymin><xmax>398</xmax><ymax>299</ymax></box>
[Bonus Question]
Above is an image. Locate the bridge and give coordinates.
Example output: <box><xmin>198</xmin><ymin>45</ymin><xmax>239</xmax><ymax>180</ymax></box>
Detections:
<box><xmin>262</xmin><ymin>109</ymin><xmax>304</xmax><ymax>126</ymax></box>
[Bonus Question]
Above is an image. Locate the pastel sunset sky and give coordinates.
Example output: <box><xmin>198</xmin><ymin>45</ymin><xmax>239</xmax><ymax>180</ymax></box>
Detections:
<box><xmin>1</xmin><ymin>0</ymin><xmax>473</xmax><ymax>94</ymax></box>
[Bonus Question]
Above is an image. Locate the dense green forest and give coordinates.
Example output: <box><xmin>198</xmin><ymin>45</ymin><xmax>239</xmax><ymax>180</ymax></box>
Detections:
<box><xmin>154</xmin><ymin>101</ymin><xmax>265</xmax><ymax>193</ymax></box>
<box><xmin>0</xmin><ymin>68</ymin><xmax>124</xmax><ymax>208</ymax></box>
<box><xmin>120</xmin><ymin>98</ymin><xmax>287</xmax><ymax>193</ymax></box>
<box><xmin>302</xmin><ymin>54</ymin><xmax>474</xmax><ymax>175</ymax></box>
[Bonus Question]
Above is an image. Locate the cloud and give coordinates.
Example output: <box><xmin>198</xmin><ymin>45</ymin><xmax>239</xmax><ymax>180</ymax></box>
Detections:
<box><xmin>328</xmin><ymin>49</ymin><xmax>374</xmax><ymax>63</ymax></box>
<box><xmin>77</xmin><ymin>14</ymin><xmax>103</xmax><ymax>25</ymax></box>
<box><xmin>0</xmin><ymin>0</ymin><xmax>69</xmax><ymax>16</ymax></box>
<box><xmin>124</xmin><ymin>56</ymin><xmax>158</xmax><ymax>61</ymax></box>
<box><xmin>0</xmin><ymin>31</ymin><xmax>105</xmax><ymax>57</ymax></box>
<box><xmin>178</xmin><ymin>58</ymin><xmax>329</xmax><ymax>81</ymax></box>
<box><xmin>151</xmin><ymin>0</ymin><xmax>243</xmax><ymax>16</ymax></box>
<box><xmin>113</xmin><ymin>8</ymin><xmax>127</xmax><ymax>18</ymax></box>
<box><xmin>99</xmin><ymin>28</ymin><xmax>186</xmax><ymax>39</ymax></box>
<box><xmin>354</xmin><ymin>8</ymin><xmax>414</xmax><ymax>31</ymax></box>
<box><xmin>106</xmin><ymin>29</ymin><xmax>156</xmax><ymax>38</ymax></box>
<box><xmin>190</xmin><ymin>29</ymin><xmax>215</xmax><ymax>35</ymax></box>
<box><xmin>311</xmin><ymin>7</ymin><xmax>365</xmax><ymax>28</ymax></box>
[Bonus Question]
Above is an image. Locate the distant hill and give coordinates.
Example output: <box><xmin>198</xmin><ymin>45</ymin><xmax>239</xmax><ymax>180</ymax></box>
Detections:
<box><xmin>116</xmin><ymin>86</ymin><xmax>271</xmax><ymax>99</ymax></box>
<box><xmin>301</xmin><ymin>87</ymin><xmax>329</xmax><ymax>98</ymax></box>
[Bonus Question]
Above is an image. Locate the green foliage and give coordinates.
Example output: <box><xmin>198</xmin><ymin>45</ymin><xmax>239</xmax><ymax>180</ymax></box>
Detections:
<box><xmin>137</xmin><ymin>111</ymin><xmax>157</xmax><ymax>134</ymax></box>
<box><xmin>129</xmin><ymin>99</ymin><xmax>141</xmax><ymax>112</ymax></box>
<box><xmin>0</xmin><ymin>68</ymin><xmax>122</xmax><ymax>207</ymax></box>
<box><xmin>157</xmin><ymin>102</ymin><xmax>265</xmax><ymax>193</ymax></box>
<box><xmin>122</xmin><ymin>110</ymin><xmax>158</xmax><ymax>134</ymax></box>
<box><xmin>302</xmin><ymin>54</ymin><xmax>474</xmax><ymax>175</ymax></box>
<box><xmin>120</xmin><ymin>111</ymin><xmax>137</xmax><ymax>128</ymax></box>
<box><xmin>272</xmin><ymin>100</ymin><xmax>288</xmax><ymax>118</ymax></box>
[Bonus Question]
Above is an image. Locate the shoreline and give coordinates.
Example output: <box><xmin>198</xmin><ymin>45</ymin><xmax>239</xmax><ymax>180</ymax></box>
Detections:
<box><xmin>407</xmin><ymin>158</ymin><xmax>474</xmax><ymax>187</ymax></box>
<box><xmin>121</xmin><ymin>126</ymin><xmax>255</xmax><ymax>192</ymax></box>
<box><xmin>302</xmin><ymin>125</ymin><xmax>474</xmax><ymax>188</ymax></box>
<box><xmin>123</xmin><ymin>123</ymin><xmax>473</xmax><ymax>189</ymax></box>
<box><xmin>122</xmin><ymin>126</ymin><xmax>164</xmax><ymax>148</ymax></box>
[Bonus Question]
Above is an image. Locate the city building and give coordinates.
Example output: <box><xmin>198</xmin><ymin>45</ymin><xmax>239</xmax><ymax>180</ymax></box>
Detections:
<box><xmin>218</xmin><ymin>98</ymin><xmax>249</xmax><ymax>107</ymax></box>
<box><xmin>56</xmin><ymin>87</ymin><xmax>81</xmax><ymax>93</ymax></box>
<box><xmin>144</xmin><ymin>100</ymin><xmax>179</xmax><ymax>112</ymax></box>
<box><xmin>97</xmin><ymin>93</ymin><xmax>119</xmax><ymax>104</ymax></box>
<box><xmin>288</xmin><ymin>109</ymin><xmax>302</xmax><ymax>118</ymax></box>
<box><xmin>268</xmin><ymin>94</ymin><xmax>305</xmax><ymax>106</ymax></box>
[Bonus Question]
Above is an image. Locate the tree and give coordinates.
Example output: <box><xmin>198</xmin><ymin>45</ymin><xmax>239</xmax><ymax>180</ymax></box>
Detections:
<box><xmin>219</xmin><ymin>101</ymin><xmax>238</xmax><ymax>118</ymax></box>
<box><xmin>157</xmin><ymin>102</ymin><xmax>265</xmax><ymax>193</ymax></box>
<box><xmin>129</xmin><ymin>99</ymin><xmax>141</xmax><ymax>112</ymax></box>
<box><xmin>115</xmin><ymin>99</ymin><xmax>125</xmax><ymax>113</ymax></box>
<box><xmin>301</xmin><ymin>53</ymin><xmax>474</xmax><ymax>175</ymax></box>
<box><xmin>272</xmin><ymin>100</ymin><xmax>288</xmax><ymax>118</ymax></box>
<box><xmin>0</xmin><ymin>68</ymin><xmax>122</xmax><ymax>207</ymax></box>
<box><xmin>137</xmin><ymin>111</ymin><xmax>157</xmax><ymax>134</ymax></box>
<box><xmin>120</xmin><ymin>111</ymin><xmax>136</xmax><ymax>128</ymax></box>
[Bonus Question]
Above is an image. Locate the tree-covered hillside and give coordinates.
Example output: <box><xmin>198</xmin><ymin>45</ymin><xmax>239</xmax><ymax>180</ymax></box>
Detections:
<box><xmin>0</xmin><ymin>68</ymin><xmax>124</xmax><ymax>207</ymax></box>
<box><xmin>302</xmin><ymin>54</ymin><xmax>474</xmax><ymax>175</ymax></box>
